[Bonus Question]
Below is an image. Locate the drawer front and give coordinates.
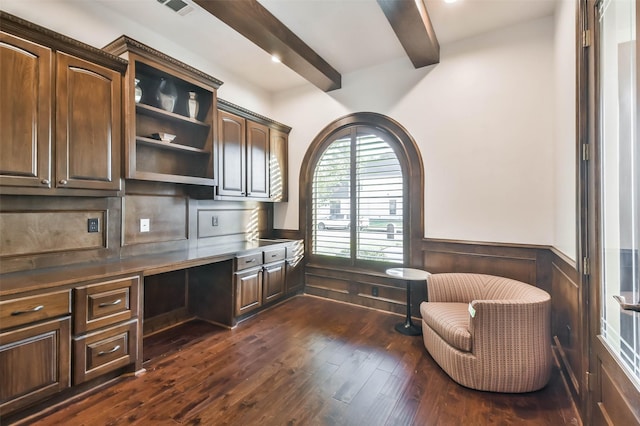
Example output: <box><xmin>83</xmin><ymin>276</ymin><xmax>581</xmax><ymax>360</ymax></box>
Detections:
<box><xmin>73</xmin><ymin>319</ymin><xmax>137</xmax><ymax>385</ymax></box>
<box><xmin>264</xmin><ymin>247</ymin><xmax>286</xmax><ymax>263</ymax></box>
<box><xmin>74</xmin><ymin>275</ymin><xmax>140</xmax><ymax>334</ymax></box>
<box><xmin>0</xmin><ymin>290</ymin><xmax>71</xmax><ymax>331</ymax></box>
<box><xmin>236</xmin><ymin>252</ymin><xmax>264</xmax><ymax>271</ymax></box>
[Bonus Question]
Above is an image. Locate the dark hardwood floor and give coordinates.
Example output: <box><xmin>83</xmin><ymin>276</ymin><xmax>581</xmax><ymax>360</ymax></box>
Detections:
<box><xmin>26</xmin><ymin>295</ymin><xmax>579</xmax><ymax>425</ymax></box>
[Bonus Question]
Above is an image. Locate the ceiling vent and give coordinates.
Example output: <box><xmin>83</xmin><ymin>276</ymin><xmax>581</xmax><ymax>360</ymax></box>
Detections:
<box><xmin>157</xmin><ymin>0</ymin><xmax>194</xmax><ymax>16</ymax></box>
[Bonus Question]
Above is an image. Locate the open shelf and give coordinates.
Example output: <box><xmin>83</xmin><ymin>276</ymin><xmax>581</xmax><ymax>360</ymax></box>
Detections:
<box><xmin>136</xmin><ymin>136</ymin><xmax>210</xmax><ymax>154</ymax></box>
<box><xmin>103</xmin><ymin>36</ymin><xmax>223</xmax><ymax>188</ymax></box>
<box><xmin>136</xmin><ymin>103</ymin><xmax>210</xmax><ymax>129</ymax></box>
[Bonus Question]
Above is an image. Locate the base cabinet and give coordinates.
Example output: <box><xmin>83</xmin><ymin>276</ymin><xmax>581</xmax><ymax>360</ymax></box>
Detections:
<box><xmin>0</xmin><ymin>317</ymin><xmax>71</xmax><ymax>415</ymax></box>
<box><xmin>235</xmin><ymin>267</ymin><xmax>263</xmax><ymax>316</ymax></box>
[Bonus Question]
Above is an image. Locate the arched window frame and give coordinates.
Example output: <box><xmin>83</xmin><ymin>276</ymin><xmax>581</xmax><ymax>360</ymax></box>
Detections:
<box><xmin>300</xmin><ymin>112</ymin><xmax>424</xmax><ymax>271</ymax></box>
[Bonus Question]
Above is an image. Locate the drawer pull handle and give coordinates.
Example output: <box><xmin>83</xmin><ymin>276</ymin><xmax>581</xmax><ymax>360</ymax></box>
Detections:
<box><xmin>271</xmin><ymin>254</ymin><xmax>278</xmax><ymax>258</ymax></box>
<box><xmin>98</xmin><ymin>299</ymin><xmax>122</xmax><ymax>308</ymax></box>
<box><xmin>246</xmin><ymin>259</ymin><xmax>256</xmax><ymax>263</ymax></box>
<box><xmin>98</xmin><ymin>345</ymin><xmax>121</xmax><ymax>356</ymax></box>
<box><xmin>11</xmin><ymin>305</ymin><xmax>44</xmax><ymax>316</ymax></box>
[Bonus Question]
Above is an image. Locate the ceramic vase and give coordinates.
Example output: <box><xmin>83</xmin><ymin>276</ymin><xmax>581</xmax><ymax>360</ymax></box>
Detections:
<box><xmin>134</xmin><ymin>78</ymin><xmax>143</xmax><ymax>103</ymax></box>
<box><xmin>187</xmin><ymin>91</ymin><xmax>199</xmax><ymax>119</ymax></box>
<box><xmin>156</xmin><ymin>78</ymin><xmax>177</xmax><ymax>112</ymax></box>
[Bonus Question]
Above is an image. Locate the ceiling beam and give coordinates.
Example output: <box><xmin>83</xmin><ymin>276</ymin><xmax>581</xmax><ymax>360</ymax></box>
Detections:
<box><xmin>376</xmin><ymin>0</ymin><xmax>440</xmax><ymax>68</ymax></box>
<box><xmin>193</xmin><ymin>0</ymin><xmax>341</xmax><ymax>92</ymax></box>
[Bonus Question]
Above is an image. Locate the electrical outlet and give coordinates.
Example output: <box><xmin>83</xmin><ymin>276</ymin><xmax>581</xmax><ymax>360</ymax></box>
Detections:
<box><xmin>212</xmin><ymin>216</ymin><xmax>219</xmax><ymax>226</ymax></box>
<box><xmin>372</xmin><ymin>286</ymin><xmax>379</xmax><ymax>297</ymax></box>
<box><xmin>87</xmin><ymin>218</ymin><xmax>99</xmax><ymax>233</ymax></box>
<box><xmin>140</xmin><ymin>218</ymin><xmax>150</xmax><ymax>233</ymax></box>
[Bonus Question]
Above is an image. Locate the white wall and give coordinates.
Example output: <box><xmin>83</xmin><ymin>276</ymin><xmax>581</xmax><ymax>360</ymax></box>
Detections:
<box><xmin>273</xmin><ymin>17</ymin><xmax>556</xmax><ymax>247</ymax></box>
<box><xmin>553</xmin><ymin>0</ymin><xmax>578</xmax><ymax>262</ymax></box>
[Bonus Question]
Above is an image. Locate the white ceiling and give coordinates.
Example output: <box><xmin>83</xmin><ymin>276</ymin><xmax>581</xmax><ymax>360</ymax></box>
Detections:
<box><xmin>2</xmin><ymin>0</ymin><xmax>558</xmax><ymax>93</ymax></box>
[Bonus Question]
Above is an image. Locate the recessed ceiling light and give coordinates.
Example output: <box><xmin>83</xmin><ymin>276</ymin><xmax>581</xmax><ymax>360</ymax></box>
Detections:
<box><xmin>271</xmin><ymin>55</ymin><xmax>282</xmax><ymax>63</ymax></box>
<box><xmin>444</xmin><ymin>0</ymin><xmax>458</xmax><ymax>3</ymax></box>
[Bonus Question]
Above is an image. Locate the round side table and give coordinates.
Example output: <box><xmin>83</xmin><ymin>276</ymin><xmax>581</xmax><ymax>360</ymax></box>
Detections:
<box><xmin>386</xmin><ymin>267</ymin><xmax>430</xmax><ymax>336</ymax></box>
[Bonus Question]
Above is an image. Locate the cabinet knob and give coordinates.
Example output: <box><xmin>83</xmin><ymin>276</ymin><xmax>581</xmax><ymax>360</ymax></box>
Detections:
<box><xmin>59</xmin><ymin>179</ymin><xmax>68</xmax><ymax>185</ymax></box>
<box><xmin>41</xmin><ymin>179</ymin><xmax>50</xmax><ymax>185</ymax></box>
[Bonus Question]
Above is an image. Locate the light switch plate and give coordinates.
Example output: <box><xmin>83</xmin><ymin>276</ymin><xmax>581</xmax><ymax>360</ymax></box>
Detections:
<box><xmin>140</xmin><ymin>218</ymin><xmax>150</xmax><ymax>233</ymax></box>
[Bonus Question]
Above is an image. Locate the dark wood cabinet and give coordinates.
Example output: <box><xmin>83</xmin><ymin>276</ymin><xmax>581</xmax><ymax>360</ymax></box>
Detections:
<box><xmin>218</xmin><ymin>110</ymin><xmax>246</xmax><ymax>196</ymax></box>
<box><xmin>103</xmin><ymin>36</ymin><xmax>222</xmax><ymax>187</ymax></box>
<box><xmin>217</xmin><ymin>111</ymin><xmax>269</xmax><ymax>198</ymax></box>
<box><xmin>0</xmin><ymin>14</ymin><xmax>126</xmax><ymax>195</ymax></box>
<box><xmin>73</xmin><ymin>274</ymin><xmax>141</xmax><ymax>384</ymax></box>
<box><xmin>263</xmin><ymin>261</ymin><xmax>285</xmax><ymax>303</ymax></box>
<box><xmin>217</xmin><ymin>99</ymin><xmax>291</xmax><ymax>201</ymax></box>
<box><xmin>0</xmin><ymin>32</ymin><xmax>52</xmax><ymax>189</ymax></box>
<box><xmin>0</xmin><ymin>289</ymin><xmax>72</xmax><ymax>415</ymax></box>
<box><xmin>235</xmin><ymin>266</ymin><xmax>263</xmax><ymax>316</ymax></box>
<box><xmin>55</xmin><ymin>52</ymin><xmax>121</xmax><ymax>191</ymax></box>
<box><xmin>247</xmin><ymin>120</ymin><xmax>270</xmax><ymax>198</ymax></box>
<box><xmin>269</xmin><ymin>129</ymin><xmax>289</xmax><ymax>202</ymax></box>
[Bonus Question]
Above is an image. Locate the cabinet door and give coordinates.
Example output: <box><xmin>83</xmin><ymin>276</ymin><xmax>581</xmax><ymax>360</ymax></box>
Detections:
<box><xmin>0</xmin><ymin>317</ymin><xmax>71</xmax><ymax>415</ymax></box>
<box><xmin>218</xmin><ymin>110</ymin><xmax>246</xmax><ymax>196</ymax></box>
<box><xmin>246</xmin><ymin>121</ymin><xmax>269</xmax><ymax>198</ymax></box>
<box><xmin>269</xmin><ymin>129</ymin><xmax>288</xmax><ymax>202</ymax></box>
<box><xmin>0</xmin><ymin>32</ymin><xmax>52</xmax><ymax>189</ymax></box>
<box><xmin>235</xmin><ymin>267</ymin><xmax>262</xmax><ymax>316</ymax></box>
<box><xmin>55</xmin><ymin>52</ymin><xmax>121</xmax><ymax>190</ymax></box>
<box><xmin>263</xmin><ymin>261</ymin><xmax>285</xmax><ymax>303</ymax></box>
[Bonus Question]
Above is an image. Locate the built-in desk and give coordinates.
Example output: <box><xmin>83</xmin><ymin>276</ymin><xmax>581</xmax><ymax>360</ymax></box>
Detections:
<box><xmin>0</xmin><ymin>239</ymin><xmax>303</xmax><ymax>419</ymax></box>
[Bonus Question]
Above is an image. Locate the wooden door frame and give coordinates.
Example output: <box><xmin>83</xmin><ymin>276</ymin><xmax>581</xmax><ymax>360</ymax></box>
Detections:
<box><xmin>581</xmin><ymin>0</ymin><xmax>640</xmax><ymax>423</ymax></box>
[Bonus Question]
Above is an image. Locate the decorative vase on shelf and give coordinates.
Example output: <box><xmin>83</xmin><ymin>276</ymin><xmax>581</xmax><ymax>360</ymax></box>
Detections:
<box><xmin>134</xmin><ymin>78</ymin><xmax>143</xmax><ymax>104</ymax></box>
<box><xmin>187</xmin><ymin>91</ymin><xmax>199</xmax><ymax>120</ymax></box>
<box><xmin>156</xmin><ymin>78</ymin><xmax>177</xmax><ymax>112</ymax></box>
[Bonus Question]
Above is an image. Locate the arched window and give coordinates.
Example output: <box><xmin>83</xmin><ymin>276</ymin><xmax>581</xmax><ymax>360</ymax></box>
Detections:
<box><xmin>301</xmin><ymin>113</ymin><xmax>423</xmax><ymax>271</ymax></box>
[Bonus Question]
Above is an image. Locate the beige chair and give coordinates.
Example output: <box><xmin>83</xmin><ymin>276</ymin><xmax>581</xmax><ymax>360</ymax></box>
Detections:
<box><xmin>420</xmin><ymin>273</ymin><xmax>551</xmax><ymax>393</ymax></box>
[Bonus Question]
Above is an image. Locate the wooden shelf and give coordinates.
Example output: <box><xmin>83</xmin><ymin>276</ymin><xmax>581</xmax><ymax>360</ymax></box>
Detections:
<box><xmin>136</xmin><ymin>136</ymin><xmax>210</xmax><ymax>155</ymax></box>
<box><xmin>104</xmin><ymin>36</ymin><xmax>223</xmax><ymax>189</ymax></box>
<box><xmin>136</xmin><ymin>103</ymin><xmax>210</xmax><ymax>129</ymax></box>
<box><xmin>133</xmin><ymin>171</ymin><xmax>216</xmax><ymax>186</ymax></box>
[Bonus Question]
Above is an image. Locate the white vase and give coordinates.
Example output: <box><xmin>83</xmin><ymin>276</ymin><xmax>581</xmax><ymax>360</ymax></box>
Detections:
<box><xmin>187</xmin><ymin>91</ymin><xmax>199</xmax><ymax>119</ymax></box>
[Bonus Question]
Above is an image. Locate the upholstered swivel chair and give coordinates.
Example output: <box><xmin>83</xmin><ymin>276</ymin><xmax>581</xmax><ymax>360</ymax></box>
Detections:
<box><xmin>420</xmin><ymin>273</ymin><xmax>552</xmax><ymax>393</ymax></box>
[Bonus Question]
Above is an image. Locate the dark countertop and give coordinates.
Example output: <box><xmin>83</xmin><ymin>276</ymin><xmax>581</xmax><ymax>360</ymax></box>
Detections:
<box><xmin>0</xmin><ymin>239</ymin><xmax>296</xmax><ymax>298</ymax></box>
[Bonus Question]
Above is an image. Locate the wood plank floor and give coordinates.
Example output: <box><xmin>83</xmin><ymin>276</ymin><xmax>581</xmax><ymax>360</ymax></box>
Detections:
<box><xmin>26</xmin><ymin>295</ymin><xmax>580</xmax><ymax>426</ymax></box>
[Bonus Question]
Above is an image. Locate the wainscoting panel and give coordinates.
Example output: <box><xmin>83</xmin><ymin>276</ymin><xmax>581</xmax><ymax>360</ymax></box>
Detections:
<box><xmin>0</xmin><ymin>211</ymin><xmax>106</xmax><ymax>257</ymax></box>
<box><xmin>305</xmin><ymin>264</ymin><xmax>410</xmax><ymax>316</ymax></box>
<box><xmin>550</xmin><ymin>249</ymin><xmax>582</xmax><ymax>405</ymax></box>
<box><xmin>143</xmin><ymin>269</ymin><xmax>191</xmax><ymax>336</ymax></box>
<box><xmin>195</xmin><ymin>200</ymin><xmax>269</xmax><ymax>248</ymax></box>
<box><xmin>422</xmin><ymin>239</ymin><xmax>548</xmax><ymax>290</ymax></box>
<box><xmin>0</xmin><ymin>195</ymin><xmax>120</xmax><ymax>274</ymax></box>
<box><xmin>122</xmin><ymin>195</ymin><xmax>188</xmax><ymax>246</ymax></box>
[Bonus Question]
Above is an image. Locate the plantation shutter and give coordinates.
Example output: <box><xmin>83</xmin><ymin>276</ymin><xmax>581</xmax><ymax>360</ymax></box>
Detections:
<box><xmin>312</xmin><ymin>127</ymin><xmax>404</xmax><ymax>264</ymax></box>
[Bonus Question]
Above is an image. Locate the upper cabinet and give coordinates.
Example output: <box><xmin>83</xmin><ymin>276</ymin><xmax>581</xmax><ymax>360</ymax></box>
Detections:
<box><xmin>0</xmin><ymin>12</ymin><xmax>126</xmax><ymax>195</ymax></box>
<box><xmin>217</xmin><ymin>99</ymin><xmax>291</xmax><ymax>202</ymax></box>
<box><xmin>103</xmin><ymin>36</ymin><xmax>223</xmax><ymax>187</ymax></box>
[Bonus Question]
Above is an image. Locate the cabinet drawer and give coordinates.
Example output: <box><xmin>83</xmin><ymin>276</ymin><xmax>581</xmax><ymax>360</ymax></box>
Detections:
<box><xmin>236</xmin><ymin>252</ymin><xmax>264</xmax><ymax>271</ymax></box>
<box><xmin>73</xmin><ymin>319</ymin><xmax>137</xmax><ymax>385</ymax></box>
<box><xmin>0</xmin><ymin>290</ymin><xmax>71</xmax><ymax>331</ymax></box>
<box><xmin>74</xmin><ymin>275</ymin><xmax>140</xmax><ymax>334</ymax></box>
<box><xmin>264</xmin><ymin>247</ymin><xmax>286</xmax><ymax>263</ymax></box>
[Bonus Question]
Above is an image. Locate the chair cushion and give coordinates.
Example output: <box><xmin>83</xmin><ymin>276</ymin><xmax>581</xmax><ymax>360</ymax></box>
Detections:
<box><xmin>420</xmin><ymin>302</ymin><xmax>472</xmax><ymax>352</ymax></box>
